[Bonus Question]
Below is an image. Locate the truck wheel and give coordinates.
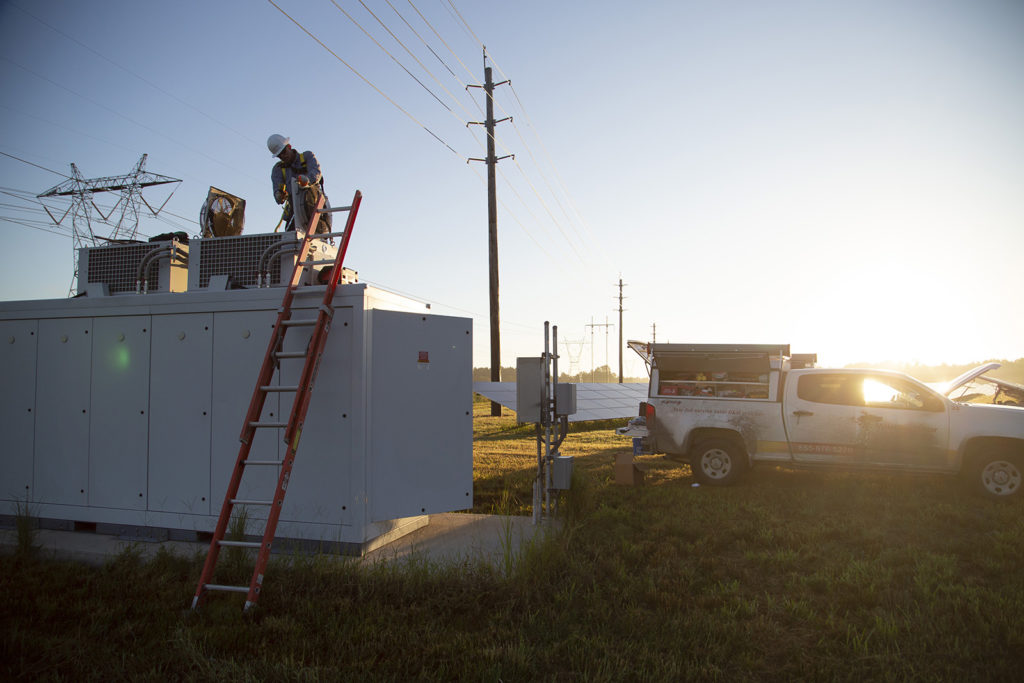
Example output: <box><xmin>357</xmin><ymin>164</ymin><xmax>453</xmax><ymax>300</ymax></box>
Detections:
<box><xmin>691</xmin><ymin>438</ymin><xmax>746</xmax><ymax>486</ymax></box>
<box><xmin>971</xmin><ymin>452</ymin><xmax>1023</xmax><ymax>501</ymax></box>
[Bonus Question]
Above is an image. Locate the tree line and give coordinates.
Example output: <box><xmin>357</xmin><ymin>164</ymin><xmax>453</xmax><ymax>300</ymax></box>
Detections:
<box><xmin>843</xmin><ymin>357</ymin><xmax>1024</xmax><ymax>384</ymax></box>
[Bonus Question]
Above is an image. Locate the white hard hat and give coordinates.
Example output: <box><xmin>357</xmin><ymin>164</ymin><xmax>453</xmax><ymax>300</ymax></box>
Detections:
<box><xmin>267</xmin><ymin>133</ymin><xmax>290</xmax><ymax>156</ymax></box>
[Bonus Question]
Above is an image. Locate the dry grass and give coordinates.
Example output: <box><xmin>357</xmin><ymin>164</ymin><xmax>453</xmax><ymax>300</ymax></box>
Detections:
<box><xmin>471</xmin><ymin>398</ymin><xmax>635</xmax><ymax>515</ymax></box>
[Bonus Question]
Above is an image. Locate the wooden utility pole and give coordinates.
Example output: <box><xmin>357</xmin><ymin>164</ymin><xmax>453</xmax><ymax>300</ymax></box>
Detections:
<box><xmin>468</xmin><ymin>50</ymin><xmax>511</xmax><ymax>415</ymax></box>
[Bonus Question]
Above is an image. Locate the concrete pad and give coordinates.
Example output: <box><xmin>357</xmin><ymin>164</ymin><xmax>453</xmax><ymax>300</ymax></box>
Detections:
<box><xmin>362</xmin><ymin>513</ymin><xmax>556</xmax><ymax>566</ymax></box>
<box><xmin>0</xmin><ymin>513</ymin><xmax>556</xmax><ymax>569</ymax></box>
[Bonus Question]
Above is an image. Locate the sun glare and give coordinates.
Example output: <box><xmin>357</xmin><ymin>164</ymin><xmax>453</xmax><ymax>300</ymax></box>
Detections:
<box><xmin>862</xmin><ymin>378</ymin><xmax>896</xmax><ymax>405</ymax></box>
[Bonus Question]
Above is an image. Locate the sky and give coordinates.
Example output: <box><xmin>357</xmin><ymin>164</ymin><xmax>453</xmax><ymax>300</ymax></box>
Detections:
<box><xmin>1</xmin><ymin>0</ymin><xmax>1022</xmax><ymax>379</ymax></box>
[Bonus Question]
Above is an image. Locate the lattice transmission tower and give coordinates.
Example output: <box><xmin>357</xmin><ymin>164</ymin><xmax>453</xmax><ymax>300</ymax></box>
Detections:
<box><xmin>37</xmin><ymin>154</ymin><xmax>181</xmax><ymax>295</ymax></box>
<box><xmin>561</xmin><ymin>338</ymin><xmax>585</xmax><ymax>378</ymax></box>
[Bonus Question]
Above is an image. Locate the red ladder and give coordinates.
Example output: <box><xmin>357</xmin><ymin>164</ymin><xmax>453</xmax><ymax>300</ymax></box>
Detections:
<box><xmin>192</xmin><ymin>189</ymin><xmax>362</xmax><ymax>612</ymax></box>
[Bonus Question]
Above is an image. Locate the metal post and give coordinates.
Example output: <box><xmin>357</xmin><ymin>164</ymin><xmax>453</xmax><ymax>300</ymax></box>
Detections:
<box><xmin>533</xmin><ymin>422</ymin><xmax>542</xmax><ymax>525</ymax></box>
<box><xmin>550</xmin><ymin>324</ymin><xmax>559</xmax><ymax>516</ymax></box>
<box><xmin>543</xmin><ymin>321</ymin><xmax>551</xmax><ymax>518</ymax></box>
<box><xmin>533</xmin><ymin>321</ymin><xmax>550</xmax><ymax>524</ymax></box>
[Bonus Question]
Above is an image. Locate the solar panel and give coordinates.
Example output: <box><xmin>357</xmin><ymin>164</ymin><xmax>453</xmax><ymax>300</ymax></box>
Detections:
<box><xmin>473</xmin><ymin>382</ymin><xmax>648</xmax><ymax>422</ymax></box>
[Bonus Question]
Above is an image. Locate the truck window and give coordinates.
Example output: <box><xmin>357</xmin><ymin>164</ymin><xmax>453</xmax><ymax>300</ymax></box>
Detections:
<box><xmin>862</xmin><ymin>376</ymin><xmax>942</xmax><ymax>411</ymax></box>
<box><xmin>797</xmin><ymin>374</ymin><xmax>862</xmax><ymax>406</ymax></box>
<box><xmin>798</xmin><ymin>374</ymin><xmax>944</xmax><ymax>411</ymax></box>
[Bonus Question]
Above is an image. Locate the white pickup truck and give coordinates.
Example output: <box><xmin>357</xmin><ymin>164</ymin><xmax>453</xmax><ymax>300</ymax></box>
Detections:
<box><xmin>617</xmin><ymin>343</ymin><xmax>1024</xmax><ymax>500</ymax></box>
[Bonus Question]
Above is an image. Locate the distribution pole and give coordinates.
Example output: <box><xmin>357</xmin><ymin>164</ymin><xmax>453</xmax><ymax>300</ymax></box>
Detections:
<box><xmin>468</xmin><ymin>49</ymin><xmax>511</xmax><ymax>416</ymax></box>
<box><xmin>617</xmin><ymin>278</ymin><xmax>626</xmax><ymax>383</ymax></box>
<box><xmin>605</xmin><ymin>316</ymin><xmax>610</xmax><ymax>382</ymax></box>
<box><xmin>585</xmin><ymin>318</ymin><xmax>613</xmax><ymax>382</ymax></box>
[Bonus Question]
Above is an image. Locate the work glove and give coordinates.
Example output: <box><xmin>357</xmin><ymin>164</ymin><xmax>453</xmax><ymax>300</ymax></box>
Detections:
<box><xmin>274</xmin><ymin>189</ymin><xmax>286</xmax><ymax>204</ymax></box>
<box><xmin>296</xmin><ymin>174</ymin><xmax>310</xmax><ymax>188</ymax></box>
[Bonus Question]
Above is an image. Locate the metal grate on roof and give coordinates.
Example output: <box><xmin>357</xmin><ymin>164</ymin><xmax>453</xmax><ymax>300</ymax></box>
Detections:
<box><xmin>81</xmin><ymin>243</ymin><xmax>163</xmax><ymax>294</ymax></box>
<box><xmin>193</xmin><ymin>233</ymin><xmax>290</xmax><ymax>288</ymax></box>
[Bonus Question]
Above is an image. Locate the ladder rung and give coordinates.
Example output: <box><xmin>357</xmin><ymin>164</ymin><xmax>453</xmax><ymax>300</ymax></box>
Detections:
<box><xmin>230</xmin><ymin>498</ymin><xmax>275</xmax><ymax>506</ymax></box>
<box><xmin>260</xmin><ymin>385</ymin><xmax>299</xmax><ymax>393</ymax></box>
<box><xmin>249</xmin><ymin>421</ymin><xmax>288</xmax><ymax>429</ymax></box>
<box><xmin>300</xmin><ymin>259</ymin><xmax>334</xmax><ymax>266</ymax></box>
<box><xmin>281</xmin><ymin>318</ymin><xmax>317</xmax><ymax>327</ymax></box>
<box><xmin>243</xmin><ymin>460</ymin><xmax>281</xmax><ymax>466</ymax></box>
<box><xmin>317</xmin><ymin>205</ymin><xmax>351</xmax><ymax>213</ymax></box>
<box><xmin>204</xmin><ymin>584</ymin><xmax>250</xmax><ymax>594</ymax></box>
<box><xmin>218</xmin><ymin>540</ymin><xmax>262</xmax><ymax>549</ymax></box>
<box><xmin>273</xmin><ymin>351</ymin><xmax>307</xmax><ymax>359</ymax></box>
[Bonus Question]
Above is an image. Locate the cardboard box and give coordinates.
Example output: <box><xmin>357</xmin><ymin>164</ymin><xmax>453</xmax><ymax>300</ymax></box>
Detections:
<box><xmin>614</xmin><ymin>451</ymin><xmax>645</xmax><ymax>486</ymax></box>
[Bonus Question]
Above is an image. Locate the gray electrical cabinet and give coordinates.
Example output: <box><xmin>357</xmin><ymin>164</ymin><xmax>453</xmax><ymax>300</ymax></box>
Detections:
<box><xmin>0</xmin><ymin>283</ymin><xmax>473</xmax><ymax>553</ymax></box>
<box><xmin>516</xmin><ymin>357</ymin><xmax>544</xmax><ymax>423</ymax></box>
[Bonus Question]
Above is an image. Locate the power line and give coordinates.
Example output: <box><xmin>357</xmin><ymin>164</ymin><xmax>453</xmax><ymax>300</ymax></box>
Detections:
<box><xmin>330</xmin><ymin>0</ymin><xmax>453</xmax><ymax>113</ymax></box>
<box><xmin>361</xmin><ymin>0</ymin><xmax>485</xmax><ymax>126</ymax></box>
<box><xmin>465</xmin><ymin>160</ymin><xmax>553</xmax><ymax>260</ymax></box>
<box><xmin>0</xmin><ymin>215</ymin><xmax>76</xmax><ymax>239</ymax></box>
<box><xmin>0</xmin><ymin>151</ymin><xmax>70</xmax><ymax>178</ymax></box>
<box><xmin>0</xmin><ymin>102</ymin><xmax>164</xmax><ymax>167</ymax></box>
<box><xmin>267</xmin><ymin>0</ymin><xmax>460</xmax><ymax>156</ymax></box>
<box><xmin>9</xmin><ymin>1</ymin><xmax>262</xmax><ymax>147</ymax></box>
<box><xmin>507</xmin><ymin>116</ymin><xmax>586</xmax><ymax>247</ymax></box>
<box><xmin>405</xmin><ymin>0</ymin><xmax>479</xmax><ymax>88</ymax></box>
<box><xmin>337</xmin><ymin>0</ymin><xmax>488</xmax><ymax>161</ymax></box>
<box><xmin>1</xmin><ymin>56</ymin><xmax>265</xmax><ymax>184</ymax></box>
<box><xmin>508</xmin><ymin>83</ymin><xmax>603</xmax><ymax>253</ymax></box>
<box><xmin>383</xmin><ymin>0</ymin><xmax>460</xmax><ymax>82</ymax></box>
<box><xmin>272</xmin><ymin>1</ymin><xmax>594</xmax><ymax>277</ymax></box>
<box><xmin>392</xmin><ymin>0</ymin><xmax>581</xmax><ymax>247</ymax></box>
<box><xmin>444</xmin><ymin>0</ymin><xmax>484</xmax><ymax>48</ymax></box>
<box><xmin>436</xmin><ymin>7</ymin><xmax>607</xmax><ymax>269</ymax></box>
<box><xmin>359</xmin><ymin>276</ymin><xmax>539</xmax><ymax>333</ymax></box>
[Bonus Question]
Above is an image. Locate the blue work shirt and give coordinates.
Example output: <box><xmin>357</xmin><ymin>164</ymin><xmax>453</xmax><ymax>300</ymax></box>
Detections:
<box><xmin>271</xmin><ymin>150</ymin><xmax>324</xmax><ymax>201</ymax></box>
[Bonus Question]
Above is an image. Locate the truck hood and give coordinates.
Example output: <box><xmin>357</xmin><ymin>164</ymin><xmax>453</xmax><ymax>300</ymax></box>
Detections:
<box><xmin>943</xmin><ymin>363</ymin><xmax>1002</xmax><ymax>397</ymax></box>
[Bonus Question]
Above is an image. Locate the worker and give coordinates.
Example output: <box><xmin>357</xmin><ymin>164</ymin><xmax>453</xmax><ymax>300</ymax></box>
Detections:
<box><xmin>267</xmin><ymin>133</ymin><xmax>331</xmax><ymax>233</ymax></box>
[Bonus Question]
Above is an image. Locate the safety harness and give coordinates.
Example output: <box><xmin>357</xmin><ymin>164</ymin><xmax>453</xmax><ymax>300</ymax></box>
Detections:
<box><xmin>276</xmin><ymin>152</ymin><xmax>325</xmax><ymax>198</ymax></box>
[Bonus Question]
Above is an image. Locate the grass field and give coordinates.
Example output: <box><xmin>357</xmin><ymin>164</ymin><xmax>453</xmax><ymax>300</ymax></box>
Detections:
<box><xmin>2</xmin><ymin>400</ymin><xmax>1023</xmax><ymax>680</ymax></box>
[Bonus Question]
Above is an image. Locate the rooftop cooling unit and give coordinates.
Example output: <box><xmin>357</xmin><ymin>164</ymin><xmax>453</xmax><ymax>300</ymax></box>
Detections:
<box><xmin>186</xmin><ymin>232</ymin><xmax>351</xmax><ymax>289</ymax></box>
<box><xmin>77</xmin><ymin>240</ymin><xmax>188</xmax><ymax>296</ymax></box>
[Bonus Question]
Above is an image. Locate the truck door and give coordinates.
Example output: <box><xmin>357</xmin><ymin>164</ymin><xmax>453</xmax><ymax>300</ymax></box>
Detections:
<box><xmin>784</xmin><ymin>371</ymin><xmax>949</xmax><ymax>468</ymax></box>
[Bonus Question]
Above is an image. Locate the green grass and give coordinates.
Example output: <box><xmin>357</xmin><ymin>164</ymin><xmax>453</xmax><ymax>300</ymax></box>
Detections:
<box><xmin>13</xmin><ymin>496</ymin><xmax>38</xmax><ymax>556</ymax></box>
<box><xmin>3</xmin><ymin>407</ymin><xmax>1023</xmax><ymax>680</ymax></box>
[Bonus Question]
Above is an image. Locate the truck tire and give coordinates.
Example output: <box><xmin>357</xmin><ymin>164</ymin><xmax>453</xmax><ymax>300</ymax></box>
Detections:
<box><xmin>969</xmin><ymin>451</ymin><xmax>1022</xmax><ymax>501</ymax></box>
<box><xmin>690</xmin><ymin>437</ymin><xmax>746</xmax><ymax>487</ymax></box>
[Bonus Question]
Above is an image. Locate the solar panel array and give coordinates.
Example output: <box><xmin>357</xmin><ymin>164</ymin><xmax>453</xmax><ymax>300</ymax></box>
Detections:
<box><xmin>473</xmin><ymin>382</ymin><xmax>648</xmax><ymax>423</ymax></box>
